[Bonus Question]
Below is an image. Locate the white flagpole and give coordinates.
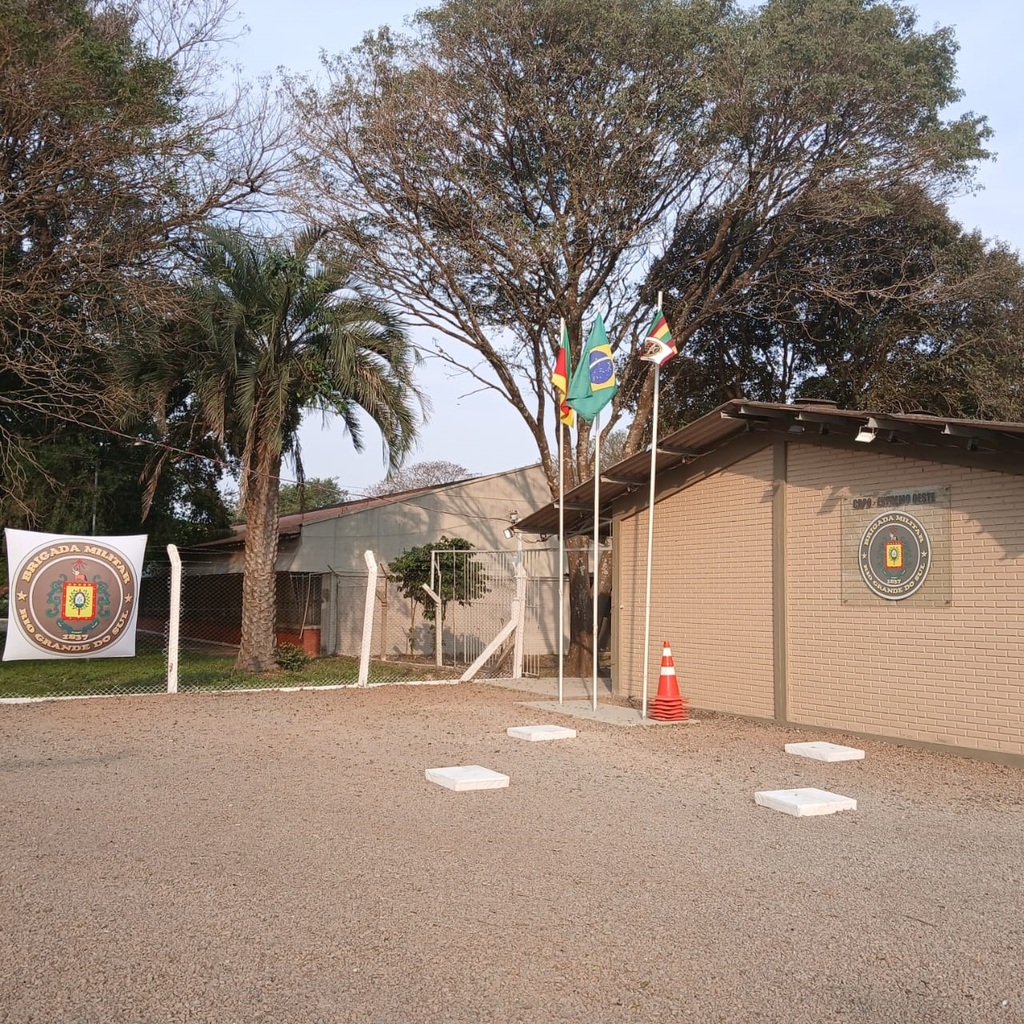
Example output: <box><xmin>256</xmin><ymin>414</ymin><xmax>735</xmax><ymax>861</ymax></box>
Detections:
<box><xmin>558</xmin><ymin>319</ymin><xmax>566</xmax><ymax>706</ymax></box>
<box><xmin>592</xmin><ymin>407</ymin><xmax>601</xmax><ymax>711</ymax></box>
<box><xmin>641</xmin><ymin>292</ymin><xmax>664</xmax><ymax>720</ymax></box>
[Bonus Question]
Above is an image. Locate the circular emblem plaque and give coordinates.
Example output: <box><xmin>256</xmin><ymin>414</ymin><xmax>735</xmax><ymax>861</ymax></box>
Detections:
<box><xmin>858</xmin><ymin>511</ymin><xmax>931</xmax><ymax>601</ymax></box>
<box><xmin>10</xmin><ymin>540</ymin><xmax>138</xmax><ymax>656</ymax></box>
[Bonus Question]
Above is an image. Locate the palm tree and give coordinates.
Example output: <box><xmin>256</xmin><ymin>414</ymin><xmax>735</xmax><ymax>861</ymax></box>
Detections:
<box><xmin>143</xmin><ymin>225</ymin><xmax>420</xmax><ymax>672</ymax></box>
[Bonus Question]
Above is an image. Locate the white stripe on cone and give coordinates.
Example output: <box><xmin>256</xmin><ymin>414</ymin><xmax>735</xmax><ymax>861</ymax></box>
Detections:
<box><xmin>661</xmin><ymin>643</ymin><xmax>675</xmax><ymax>672</ymax></box>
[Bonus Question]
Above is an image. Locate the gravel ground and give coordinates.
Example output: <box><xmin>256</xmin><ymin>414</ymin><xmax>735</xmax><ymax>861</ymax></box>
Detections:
<box><xmin>0</xmin><ymin>682</ymin><xmax>1022</xmax><ymax>1024</ymax></box>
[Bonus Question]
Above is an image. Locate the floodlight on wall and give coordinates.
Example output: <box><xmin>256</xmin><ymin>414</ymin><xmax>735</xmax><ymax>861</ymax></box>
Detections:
<box><xmin>503</xmin><ymin>509</ymin><xmax>520</xmax><ymax>540</ymax></box>
<box><xmin>854</xmin><ymin>426</ymin><xmax>876</xmax><ymax>443</ymax></box>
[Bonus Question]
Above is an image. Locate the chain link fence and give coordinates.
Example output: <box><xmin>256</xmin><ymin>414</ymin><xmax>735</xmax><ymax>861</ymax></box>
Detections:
<box><xmin>307</xmin><ymin>547</ymin><xmax>562</xmax><ymax>684</ymax></box>
<box><xmin>1</xmin><ymin>545</ymin><xmax>564</xmax><ymax>699</ymax></box>
<box><xmin>0</xmin><ymin>559</ymin><xmax>171</xmax><ymax>699</ymax></box>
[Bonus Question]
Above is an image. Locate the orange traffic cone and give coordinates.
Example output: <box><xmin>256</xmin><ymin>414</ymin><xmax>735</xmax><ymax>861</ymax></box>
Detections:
<box><xmin>649</xmin><ymin>641</ymin><xmax>689</xmax><ymax>722</ymax></box>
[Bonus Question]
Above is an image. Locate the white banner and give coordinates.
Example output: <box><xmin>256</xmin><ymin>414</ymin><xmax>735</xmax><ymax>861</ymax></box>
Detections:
<box><xmin>4</xmin><ymin>529</ymin><xmax>147</xmax><ymax>661</ymax></box>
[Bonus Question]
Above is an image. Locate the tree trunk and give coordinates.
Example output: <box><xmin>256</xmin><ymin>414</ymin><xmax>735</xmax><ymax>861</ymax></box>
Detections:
<box><xmin>563</xmin><ymin>538</ymin><xmax>614</xmax><ymax>677</ymax></box>
<box><xmin>596</xmin><ymin>545</ymin><xmax>613</xmax><ymax>654</ymax></box>
<box><xmin>564</xmin><ymin>540</ymin><xmax>592</xmax><ymax>677</ymax></box>
<box><xmin>236</xmin><ymin>449</ymin><xmax>281</xmax><ymax>673</ymax></box>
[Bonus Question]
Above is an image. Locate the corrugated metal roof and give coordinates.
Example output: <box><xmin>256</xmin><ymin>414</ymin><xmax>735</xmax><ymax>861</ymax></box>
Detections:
<box><xmin>516</xmin><ymin>399</ymin><xmax>1024</xmax><ymax>538</ymax></box>
<box><xmin>184</xmin><ymin>464</ymin><xmax>545</xmax><ymax>552</ymax></box>
<box><xmin>188</xmin><ymin>486</ymin><xmax>444</xmax><ymax>550</ymax></box>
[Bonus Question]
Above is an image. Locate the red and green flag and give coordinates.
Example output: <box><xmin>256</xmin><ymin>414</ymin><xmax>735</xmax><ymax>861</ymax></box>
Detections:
<box><xmin>640</xmin><ymin>310</ymin><xmax>677</xmax><ymax>367</ymax></box>
<box><xmin>550</xmin><ymin>324</ymin><xmax>576</xmax><ymax>428</ymax></box>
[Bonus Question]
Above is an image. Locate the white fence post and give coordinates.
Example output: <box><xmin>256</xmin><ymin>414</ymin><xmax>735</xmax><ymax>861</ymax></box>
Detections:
<box><xmin>358</xmin><ymin>551</ymin><xmax>378</xmax><ymax>687</ymax></box>
<box><xmin>511</xmin><ymin>562</ymin><xmax>526</xmax><ymax>679</ymax></box>
<box><xmin>421</xmin><ymin>585</ymin><xmax>442</xmax><ymax>666</ymax></box>
<box><xmin>166</xmin><ymin>543</ymin><xmax>181</xmax><ymax>694</ymax></box>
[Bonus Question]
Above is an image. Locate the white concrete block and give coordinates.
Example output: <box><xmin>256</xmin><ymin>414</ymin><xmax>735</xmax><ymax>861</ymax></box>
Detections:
<box><xmin>425</xmin><ymin>765</ymin><xmax>510</xmax><ymax>792</ymax></box>
<box><xmin>785</xmin><ymin>741</ymin><xmax>865</xmax><ymax>762</ymax></box>
<box><xmin>506</xmin><ymin>724</ymin><xmax>577</xmax><ymax>741</ymax></box>
<box><xmin>754</xmin><ymin>788</ymin><xmax>857</xmax><ymax>817</ymax></box>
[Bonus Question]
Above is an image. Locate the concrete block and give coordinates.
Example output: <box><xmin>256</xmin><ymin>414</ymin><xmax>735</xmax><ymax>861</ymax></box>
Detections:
<box><xmin>507</xmin><ymin>724</ymin><xmax>577</xmax><ymax>741</ymax></box>
<box><xmin>425</xmin><ymin>765</ymin><xmax>510</xmax><ymax>792</ymax></box>
<box><xmin>785</xmin><ymin>741</ymin><xmax>865</xmax><ymax>762</ymax></box>
<box><xmin>754</xmin><ymin>787</ymin><xmax>857</xmax><ymax>817</ymax></box>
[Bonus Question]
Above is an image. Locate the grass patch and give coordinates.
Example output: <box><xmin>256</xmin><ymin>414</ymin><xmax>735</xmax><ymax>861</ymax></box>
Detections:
<box><xmin>0</xmin><ymin>653</ymin><xmax>227</xmax><ymax>698</ymax></box>
<box><xmin>178</xmin><ymin>655</ymin><xmax>363</xmax><ymax>691</ymax></box>
<box><xmin>0</xmin><ymin>651</ymin><xmax>451</xmax><ymax>699</ymax></box>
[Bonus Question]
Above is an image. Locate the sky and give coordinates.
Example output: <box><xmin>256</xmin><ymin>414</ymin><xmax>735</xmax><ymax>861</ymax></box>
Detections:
<box><xmin>229</xmin><ymin>0</ymin><xmax>1024</xmax><ymax>495</ymax></box>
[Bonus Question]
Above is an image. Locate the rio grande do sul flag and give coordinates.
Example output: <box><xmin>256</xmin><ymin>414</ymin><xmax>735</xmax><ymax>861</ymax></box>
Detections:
<box><xmin>640</xmin><ymin>310</ymin><xmax>677</xmax><ymax>367</ymax></box>
<box><xmin>550</xmin><ymin>323</ymin><xmax>576</xmax><ymax>428</ymax></box>
<box><xmin>3</xmin><ymin>529</ymin><xmax>147</xmax><ymax>660</ymax></box>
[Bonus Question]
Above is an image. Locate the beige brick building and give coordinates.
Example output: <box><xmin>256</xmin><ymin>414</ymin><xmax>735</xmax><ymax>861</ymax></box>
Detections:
<box><xmin>521</xmin><ymin>400</ymin><xmax>1024</xmax><ymax>764</ymax></box>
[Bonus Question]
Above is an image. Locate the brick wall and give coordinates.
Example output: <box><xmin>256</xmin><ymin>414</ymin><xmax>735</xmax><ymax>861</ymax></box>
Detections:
<box><xmin>614</xmin><ymin>447</ymin><xmax>775</xmax><ymax>717</ymax></box>
<box><xmin>613</xmin><ymin>437</ymin><xmax>1024</xmax><ymax>758</ymax></box>
<box><xmin>785</xmin><ymin>445</ymin><xmax>1024</xmax><ymax>757</ymax></box>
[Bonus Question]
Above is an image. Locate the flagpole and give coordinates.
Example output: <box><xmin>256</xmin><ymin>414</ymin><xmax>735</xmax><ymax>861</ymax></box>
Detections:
<box><xmin>592</xmin><ymin>408</ymin><xmax>601</xmax><ymax>711</ymax></box>
<box><xmin>558</xmin><ymin>319</ymin><xmax>566</xmax><ymax>706</ymax></box>
<box><xmin>640</xmin><ymin>291</ymin><xmax>664</xmax><ymax>719</ymax></box>
<box><xmin>563</xmin><ymin>312</ymin><xmax>615</xmax><ymax>713</ymax></box>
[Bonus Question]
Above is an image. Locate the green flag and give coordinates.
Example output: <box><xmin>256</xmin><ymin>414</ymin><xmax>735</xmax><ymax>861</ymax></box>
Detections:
<box><xmin>566</xmin><ymin>313</ymin><xmax>618</xmax><ymax>422</ymax></box>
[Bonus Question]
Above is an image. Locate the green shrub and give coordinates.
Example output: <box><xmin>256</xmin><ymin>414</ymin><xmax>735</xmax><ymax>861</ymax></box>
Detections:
<box><xmin>274</xmin><ymin>642</ymin><xmax>311</xmax><ymax>671</ymax></box>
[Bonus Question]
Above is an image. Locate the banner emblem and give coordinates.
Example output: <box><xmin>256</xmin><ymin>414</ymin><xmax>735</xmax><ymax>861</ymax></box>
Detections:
<box><xmin>4</xmin><ymin>530</ymin><xmax>146</xmax><ymax>660</ymax></box>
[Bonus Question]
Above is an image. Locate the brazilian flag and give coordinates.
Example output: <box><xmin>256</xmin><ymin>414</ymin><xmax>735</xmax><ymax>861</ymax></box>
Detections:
<box><xmin>566</xmin><ymin>313</ymin><xmax>618</xmax><ymax>422</ymax></box>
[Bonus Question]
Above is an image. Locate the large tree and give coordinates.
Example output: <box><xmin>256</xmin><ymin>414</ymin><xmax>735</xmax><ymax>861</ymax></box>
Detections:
<box><xmin>277</xmin><ymin>478</ymin><xmax>350</xmax><ymax>516</ymax></box>
<box><xmin>649</xmin><ymin>189</ymin><xmax>1024</xmax><ymax>427</ymax></box>
<box><xmin>0</xmin><ymin>416</ymin><xmax>232</xmax><ymax>611</ymax></box>
<box><xmin>136</xmin><ymin>226</ymin><xmax>420</xmax><ymax>672</ymax></box>
<box><xmin>364</xmin><ymin>460</ymin><xmax>473</xmax><ymax>497</ymax></box>
<box><xmin>291</xmin><ymin>0</ymin><xmax>991</xmax><ymax>669</ymax></box>
<box><xmin>0</xmin><ymin>420</ymin><xmax>232</xmax><ymax>543</ymax></box>
<box><xmin>0</xmin><ymin>0</ymin><xmax>287</xmax><ymax>494</ymax></box>
<box><xmin>860</xmin><ymin>239</ymin><xmax>1024</xmax><ymax>420</ymax></box>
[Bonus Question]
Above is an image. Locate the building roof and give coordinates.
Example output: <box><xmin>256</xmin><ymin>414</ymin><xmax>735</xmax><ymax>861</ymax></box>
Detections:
<box><xmin>185</xmin><ymin>464</ymin><xmax>543</xmax><ymax>552</ymax></box>
<box><xmin>517</xmin><ymin>399</ymin><xmax>1024</xmax><ymax>538</ymax></box>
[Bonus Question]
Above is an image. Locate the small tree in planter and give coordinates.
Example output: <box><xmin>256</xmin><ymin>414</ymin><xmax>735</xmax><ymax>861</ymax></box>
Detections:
<box><xmin>388</xmin><ymin>537</ymin><xmax>488</xmax><ymax>661</ymax></box>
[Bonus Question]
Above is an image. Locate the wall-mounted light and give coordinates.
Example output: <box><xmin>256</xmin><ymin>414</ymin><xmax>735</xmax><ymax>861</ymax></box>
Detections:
<box><xmin>854</xmin><ymin>426</ymin><xmax>876</xmax><ymax>443</ymax></box>
<box><xmin>503</xmin><ymin>509</ymin><xmax>519</xmax><ymax>539</ymax></box>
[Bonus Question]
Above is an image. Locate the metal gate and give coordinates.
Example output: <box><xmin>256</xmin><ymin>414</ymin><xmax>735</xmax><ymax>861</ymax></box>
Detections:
<box><xmin>429</xmin><ymin>547</ymin><xmax>560</xmax><ymax>678</ymax></box>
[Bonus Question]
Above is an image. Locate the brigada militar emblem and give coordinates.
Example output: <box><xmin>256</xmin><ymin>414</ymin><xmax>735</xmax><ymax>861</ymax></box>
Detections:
<box><xmin>858</xmin><ymin>511</ymin><xmax>931</xmax><ymax>600</ymax></box>
<box><xmin>8</xmin><ymin>537</ymin><xmax>139</xmax><ymax>656</ymax></box>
